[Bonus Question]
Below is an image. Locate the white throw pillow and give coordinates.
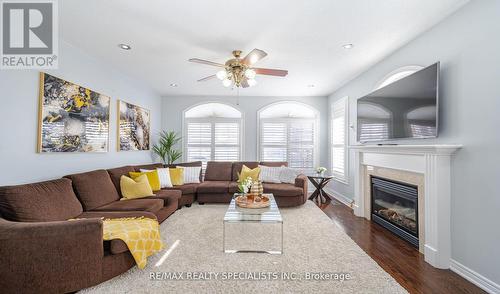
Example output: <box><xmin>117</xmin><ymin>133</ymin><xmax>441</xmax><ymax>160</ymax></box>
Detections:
<box><xmin>140</xmin><ymin>168</ymin><xmax>173</xmax><ymax>188</ymax></box>
<box><xmin>176</xmin><ymin>166</ymin><xmax>201</xmax><ymax>184</ymax></box>
<box><xmin>280</xmin><ymin>167</ymin><xmax>301</xmax><ymax>184</ymax></box>
<box><xmin>259</xmin><ymin>165</ymin><xmax>282</xmax><ymax>183</ymax></box>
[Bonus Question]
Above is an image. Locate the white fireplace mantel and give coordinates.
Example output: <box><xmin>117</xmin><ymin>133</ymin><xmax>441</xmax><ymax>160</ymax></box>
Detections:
<box><xmin>350</xmin><ymin>144</ymin><xmax>462</xmax><ymax>269</ymax></box>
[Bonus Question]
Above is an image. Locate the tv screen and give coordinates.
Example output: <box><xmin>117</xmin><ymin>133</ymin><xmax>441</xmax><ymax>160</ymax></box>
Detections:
<box><xmin>357</xmin><ymin>62</ymin><xmax>439</xmax><ymax>143</ymax></box>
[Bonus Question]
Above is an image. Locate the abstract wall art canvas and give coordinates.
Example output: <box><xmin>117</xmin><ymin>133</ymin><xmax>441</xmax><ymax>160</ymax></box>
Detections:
<box><xmin>118</xmin><ymin>100</ymin><xmax>150</xmax><ymax>151</ymax></box>
<box><xmin>37</xmin><ymin>73</ymin><xmax>110</xmax><ymax>153</ymax></box>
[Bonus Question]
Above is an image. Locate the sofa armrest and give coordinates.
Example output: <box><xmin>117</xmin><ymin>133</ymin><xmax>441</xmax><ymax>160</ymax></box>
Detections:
<box><xmin>0</xmin><ymin>217</ymin><xmax>103</xmax><ymax>293</ymax></box>
<box><xmin>295</xmin><ymin>174</ymin><xmax>309</xmax><ymax>202</ymax></box>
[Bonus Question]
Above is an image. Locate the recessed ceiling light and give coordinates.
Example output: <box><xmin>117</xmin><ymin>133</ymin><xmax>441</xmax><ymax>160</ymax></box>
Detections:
<box><xmin>307</xmin><ymin>84</ymin><xmax>315</xmax><ymax>88</ymax></box>
<box><xmin>170</xmin><ymin>83</ymin><xmax>178</xmax><ymax>87</ymax></box>
<box><xmin>118</xmin><ymin>43</ymin><xmax>131</xmax><ymax>50</ymax></box>
<box><xmin>342</xmin><ymin>43</ymin><xmax>354</xmax><ymax>49</ymax></box>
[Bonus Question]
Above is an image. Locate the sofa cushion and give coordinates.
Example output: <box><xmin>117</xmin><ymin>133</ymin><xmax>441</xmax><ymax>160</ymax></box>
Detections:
<box><xmin>151</xmin><ymin>189</ymin><xmax>182</xmax><ymax>206</ymax></box>
<box><xmin>133</xmin><ymin>163</ymin><xmax>164</xmax><ymax>171</ymax></box>
<box><xmin>166</xmin><ymin>161</ymin><xmax>203</xmax><ymax>182</ymax></box>
<box><xmin>231</xmin><ymin>162</ymin><xmax>259</xmax><ymax>181</ymax></box>
<box><xmin>169</xmin><ymin>168</ymin><xmax>184</xmax><ymax>185</ymax></box>
<box><xmin>120</xmin><ymin>175</ymin><xmax>155</xmax><ymax>200</ymax></box>
<box><xmin>91</xmin><ymin>198</ymin><xmax>164</xmax><ymax>213</ymax></box>
<box><xmin>204</xmin><ymin>162</ymin><xmax>232</xmax><ymax>181</ymax></box>
<box><xmin>260</xmin><ymin>161</ymin><xmax>288</xmax><ymax>167</ymax></box>
<box><xmin>129</xmin><ymin>171</ymin><xmax>161</xmax><ymax>191</ymax></box>
<box><xmin>65</xmin><ymin>170</ymin><xmax>120</xmax><ymax>211</ymax></box>
<box><xmin>164</xmin><ymin>183</ymin><xmax>199</xmax><ymax>195</ymax></box>
<box><xmin>263</xmin><ymin>183</ymin><xmax>303</xmax><ymax>197</ymax></box>
<box><xmin>0</xmin><ymin>178</ymin><xmax>83</xmax><ymax>222</ymax></box>
<box><xmin>197</xmin><ymin>181</ymin><xmax>230</xmax><ymax>194</ymax></box>
<box><xmin>107</xmin><ymin>166</ymin><xmax>135</xmax><ymax>196</ymax></box>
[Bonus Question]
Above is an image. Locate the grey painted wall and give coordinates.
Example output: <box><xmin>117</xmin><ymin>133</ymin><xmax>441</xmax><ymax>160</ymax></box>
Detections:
<box><xmin>0</xmin><ymin>41</ymin><xmax>162</xmax><ymax>185</ymax></box>
<box><xmin>161</xmin><ymin>95</ymin><xmax>329</xmax><ymax>168</ymax></box>
<box><xmin>328</xmin><ymin>0</ymin><xmax>500</xmax><ymax>285</ymax></box>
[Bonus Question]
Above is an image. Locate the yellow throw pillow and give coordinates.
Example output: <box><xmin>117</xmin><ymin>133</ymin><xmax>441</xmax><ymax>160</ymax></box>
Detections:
<box><xmin>129</xmin><ymin>171</ymin><xmax>161</xmax><ymax>191</ymax></box>
<box><xmin>238</xmin><ymin>165</ymin><xmax>261</xmax><ymax>182</ymax></box>
<box><xmin>120</xmin><ymin>175</ymin><xmax>154</xmax><ymax>200</ymax></box>
<box><xmin>169</xmin><ymin>168</ymin><xmax>184</xmax><ymax>186</ymax></box>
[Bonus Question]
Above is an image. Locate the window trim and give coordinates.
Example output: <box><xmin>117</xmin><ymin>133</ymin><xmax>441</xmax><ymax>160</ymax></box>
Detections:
<box><xmin>257</xmin><ymin>101</ymin><xmax>320</xmax><ymax>171</ymax></box>
<box><xmin>331</xmin><ymin>96</ymin><xmax>349</xmax><ymax>184</ymax></box>
<box><xmin>182</xmin><ymin>102</ymin><xmax>244</xmax><ymax>163</ymax></box>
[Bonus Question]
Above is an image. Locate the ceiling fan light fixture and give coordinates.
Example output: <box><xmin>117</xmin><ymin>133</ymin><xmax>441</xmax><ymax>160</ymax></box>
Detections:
<box><xmin>216</xmin><ymin>70</ymin><xmax>227</xmax><ymax>80</ymax></box>
<box><xmin>244</xmin><ymin>69</ymin><xmax>256</xmax><ymax>79</ymax></box>
<box><xmin>222</xmin><ymin>78</ymin><xmax>232</xmax><ymax>87</ymax></box>
<box><xmin>249</xmin><ymin>54</ymin><xmax>259</xmax><ymax>64</ymax></box>
<box><xmin>247</xmin><ymin>79</ymin><xmax>257</xmax><ymax>87</ymax></box>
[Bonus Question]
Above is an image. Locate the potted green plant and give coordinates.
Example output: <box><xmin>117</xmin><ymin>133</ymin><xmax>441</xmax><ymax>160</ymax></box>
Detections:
<box><xmin>152</xmin><ymin>131</ymin><xmax>182</xmax><ymax>165</ymax></box>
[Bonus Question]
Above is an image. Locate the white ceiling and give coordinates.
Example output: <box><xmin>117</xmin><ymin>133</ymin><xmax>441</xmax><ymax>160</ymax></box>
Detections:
<box><xmin>59</xmin><ymin>0</ymin><xmax>469</xmax><ymax>97</ymax></box>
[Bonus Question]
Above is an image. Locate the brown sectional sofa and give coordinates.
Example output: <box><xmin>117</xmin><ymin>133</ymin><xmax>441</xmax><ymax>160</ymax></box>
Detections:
<box><xmin>0</xmin><ymin>160</ymin><xmax>307</xmax><ymax>293</ymax></box>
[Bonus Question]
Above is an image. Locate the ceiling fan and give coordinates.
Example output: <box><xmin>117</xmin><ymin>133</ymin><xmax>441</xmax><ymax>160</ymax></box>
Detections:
<box><xmin>188</xmin><ymin>49</ymin><xmax>288</xmax><ymax>88</ymax></box>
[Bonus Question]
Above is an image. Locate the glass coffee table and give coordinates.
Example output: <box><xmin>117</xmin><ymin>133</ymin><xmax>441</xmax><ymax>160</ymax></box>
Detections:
<box><xmin>223</xmin><ymin>193</ymin><xmax>283</xmax><ymax>254</ymax></box>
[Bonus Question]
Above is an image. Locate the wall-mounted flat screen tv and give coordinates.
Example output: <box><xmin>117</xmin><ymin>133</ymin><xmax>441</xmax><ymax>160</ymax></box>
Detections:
<box><xmin>357</xmin><ymin>62</ymin><xmax>439</xmax><ymax>143</ymax></box>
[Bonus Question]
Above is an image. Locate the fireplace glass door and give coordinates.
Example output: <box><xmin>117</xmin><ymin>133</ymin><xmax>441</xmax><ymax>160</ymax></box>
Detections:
<box><xmin>371</xmin><ymin>176</ymin><xmax>418</xmax><ymax>247</ymax></box>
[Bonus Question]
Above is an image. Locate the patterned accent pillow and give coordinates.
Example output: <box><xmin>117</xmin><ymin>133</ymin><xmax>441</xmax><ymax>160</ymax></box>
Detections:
<box><xmin>176</xmin><ymin>166</ymin><xmax>201</xmax><ymax>184</ymax></box>
<box><xmin>259</xmin><ymin>165</ymin><xmax>282</xmax><ymax>183</ymax></box>
<box><xmin>280</xmin><ymin>167</ymin><xmax>302</xmax><ymax>184</ymax></box>
<box><xmin>140</xmin><ymin>168</ymin><xmax>173</xmax><ymax>188</ymax></box>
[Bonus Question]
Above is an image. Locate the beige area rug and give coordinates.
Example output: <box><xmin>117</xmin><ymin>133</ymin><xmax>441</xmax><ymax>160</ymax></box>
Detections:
<box><xmin>80</xmin><ymin>201</ymin><xmax>407</xmax><ymax>293</ymax></box>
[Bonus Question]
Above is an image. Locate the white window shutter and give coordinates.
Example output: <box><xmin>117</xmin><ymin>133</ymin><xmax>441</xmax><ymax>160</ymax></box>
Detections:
<box><xmin>260</xmin><ymin>120</ymin><xmax>316</xmax><ymax>173</ymax></box>
<box><xmin>260</xmin><ymin>122</ymin><xmax>287</xmax><ymax>162</ymax></box>
<box><xmin>331</xmin><ymin>97</ymin><xmax>348</xmax><ymax>182</ymax></box>
<box><xmin>186</xmin><ymin>122</ymin><xmax>212</xmax><ymax>168</ymax></box>
<box><xmin>214</xmin><ymin>122</ymin><xmax>240</xmax><ymax>161</ymax></box>
<box><xmin>185</xmin><ymin>119</ymin><xmax>241</xmax><ymax>168</ymax></box>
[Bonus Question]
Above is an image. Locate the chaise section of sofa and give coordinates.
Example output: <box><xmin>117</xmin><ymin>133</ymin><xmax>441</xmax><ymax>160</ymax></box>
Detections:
<box><xmin>0</xmin><ymin>178</ymin><xmax>105</xmax><ymax>293</ymax></box>
<box><xmin>0</xmin><ymin>176</ymin><xmax>172</xmax><ymax>294</ymax></box>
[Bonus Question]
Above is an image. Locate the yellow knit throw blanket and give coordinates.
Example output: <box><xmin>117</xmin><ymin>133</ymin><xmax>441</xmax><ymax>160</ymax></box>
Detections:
<box><xmin>102</xmin><ymin>217</ymin><xmax>164</xmax><ymax>269</ymax></box>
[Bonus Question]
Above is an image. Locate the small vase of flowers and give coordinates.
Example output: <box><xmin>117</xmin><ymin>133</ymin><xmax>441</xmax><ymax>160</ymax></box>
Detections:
<box><xmin>316</xmin><ymin>166</ymin><xmax>327</xmax><ymax>177</ymax></box>
<box><xmin>237</xmin><ymin>176</ymin><xmax>253</xmax><ymax>201</ymax></box>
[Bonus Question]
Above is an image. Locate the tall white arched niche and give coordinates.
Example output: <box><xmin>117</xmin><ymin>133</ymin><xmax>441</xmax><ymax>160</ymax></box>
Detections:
<box><xmin>258</xmin><ymin>101</ymin><xmax>319</xmax><ymax>171</ymax></box>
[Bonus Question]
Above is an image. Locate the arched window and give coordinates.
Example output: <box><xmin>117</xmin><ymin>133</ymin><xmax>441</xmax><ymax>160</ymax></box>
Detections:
<box><xmin>374</xmin><ymin>65</ymin><xmax>424</xmax><ymax>90</ymax></box>
<box><xmin>258</xmin><ymin>102</ymin><xmax>319</xmax><ymax>172</ymax></box>
<box><xmin>183</xmin><ymin>103</ymin><xmax>243</xmax><ymax>168</ymax></box>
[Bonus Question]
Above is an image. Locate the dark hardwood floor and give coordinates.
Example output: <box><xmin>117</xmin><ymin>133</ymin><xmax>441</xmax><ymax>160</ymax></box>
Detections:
<box><xmin>319</xmin><ymin>199</ymin><xmax>485</xmax><ymax>294</ymax></box>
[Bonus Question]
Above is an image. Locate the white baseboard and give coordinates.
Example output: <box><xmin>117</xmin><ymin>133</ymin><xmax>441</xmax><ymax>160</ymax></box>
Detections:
<box><xmin>450</xmin><ymin>259</ymin><xmax>500</xmax><ymax>294</ymax></box>
<box><xmin>324</xmin><ymin>187</ymin><xmax>354</xmax><ymax>208</ymax></box>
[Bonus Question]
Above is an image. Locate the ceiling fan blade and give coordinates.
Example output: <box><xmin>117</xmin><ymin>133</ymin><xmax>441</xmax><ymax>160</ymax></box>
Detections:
<box><xmin>188</xmin><ymin>58</ymin><xmax>225</xmax><ymax>67</ymax></box>
<box><xmin>241</xmin><ymin>78</ymin><xmax>250</xmax><ymax>88</ymax></box>
<box><xmin>242</xmin><ymin>48</ymin><xmax>268</xmax><ymax>65</ymax></box>
<box><xmin>254</xmin><ymin>68</ymin><xmax>288</xmax><ymax>77</ymax></box>
<box><xmin>197</xmin><ymin>75</ymin><xmax>216</xmax><ymax>82</ymax></box>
